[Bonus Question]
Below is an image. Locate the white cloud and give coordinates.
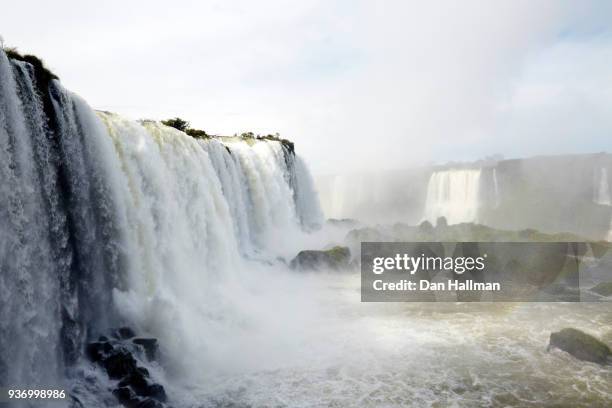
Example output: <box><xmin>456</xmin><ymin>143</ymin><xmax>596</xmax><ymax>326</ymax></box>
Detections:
<box><xmin>2</xmin><ymin>0</ymin><xmax>611</xmax><ymax>174</ymax></box>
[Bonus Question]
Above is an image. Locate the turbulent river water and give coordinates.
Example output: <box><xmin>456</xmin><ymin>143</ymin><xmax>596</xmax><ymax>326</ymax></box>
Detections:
<box><xmin>1</xmin><ymin>50</ymin><xmax>611</xmax><ymax>408</ymax></box>
<box><xmin>180</xmin><ymin>272</ymin><xmax>611</xmax><ymax>408</ymax></box>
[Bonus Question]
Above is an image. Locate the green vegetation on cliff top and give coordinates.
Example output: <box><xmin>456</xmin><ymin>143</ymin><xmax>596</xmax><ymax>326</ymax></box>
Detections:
<box><xmin>162</xmin><ymin>117</ymin><xmax>294</xmax><ymax>152</ymax></box>
<box><xmin>4</xmin><ymin>47</ymin><xmax>296</xmax><ymax>152</ymax></box>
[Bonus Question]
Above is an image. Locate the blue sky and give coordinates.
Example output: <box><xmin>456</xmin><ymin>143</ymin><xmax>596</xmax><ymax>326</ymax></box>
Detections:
<box><xmin>2</xmin><ymin>1</ymin><xmax>611</xmax><ymax>174</ymax></box>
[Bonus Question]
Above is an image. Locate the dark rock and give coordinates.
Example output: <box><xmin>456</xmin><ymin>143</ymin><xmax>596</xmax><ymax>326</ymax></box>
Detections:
<box><xmin>590</xmin><ymin>282</ymin><xmax>612</xmax><ymax>297</ymax></box>
<box><xmin>290</xmin><ymin>246</ymin><xmax>351</xmax><ymax>271</ymax></box>
<box><xmin>549</xmin><ymin>328</ymin><xmax>611</xmax><ymax>364</ymax></box>
<box><xmin>69</xmin><ymin>395</ymin><xmax>85</xmax><ymax>408</ymax></box>
<box><xmin>88</xmin><ymin>329</ymin><xmax>168</xmax><ymax>407</ymax></box>
<box><xmin>103</xmin><ymin>350</ymin><xmax>138</xmax><ymax>379</ymax></box>
<box><xmin>144</xmin><ymin>384</ymin><xmax>167</xmax><ymax>402</ymax></box>
<box><xmin>418</xmin><ymin>220</ymin><xmax>434</xmax><ymax>234</ymax></box>
<box><xmin>436</xmin><ymin>216</ymin><xmax>448</xmax><ymax>229</ymax></box>
<box><xmin>119</xmin><ymin>371</ymin><xmax>149</xmax><ymax>393</ymax></box>
<box><xmin>86</xmin><ymin>341</ymin><xmax>113</xmax><ymax>362</ymax></box>
<box><xmin>114</xmin><ymin>327</ymin><xmax>137</xmax><ymax>340</ymax></box>
<box><xmin>133</xmin><ymin>338</ymin><xmax>158</xmax><ymax>361</ymax></box>
<box><xmin>118</xmin><ymin>369</ymin><xmax>166</xmax><ymax>402</ymax></box>
<box><xmin>113</xmin><ymin>387</ymin><xmax>136</xmax><ymax>405</ymax></box>
<box><xmin>136</xmin><ymin>398</ymin><xmax>164</xmax><ymax>408</ymax></box>
<box><xmin>112</xmin><ymin>390</ymin><xmax>164</xmax><ymax>408</ymax></box>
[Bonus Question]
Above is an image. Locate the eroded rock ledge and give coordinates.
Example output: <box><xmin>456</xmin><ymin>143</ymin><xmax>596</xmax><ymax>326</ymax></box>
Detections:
<box><xmin>290</xmin><ymin>246</ymin><xmax>351</xmax><ymax>271</ymax></box>
<box><xmin>87</xmin><ymin>327</ymin><xmax>169</xmax><ymax>408</ymax></box>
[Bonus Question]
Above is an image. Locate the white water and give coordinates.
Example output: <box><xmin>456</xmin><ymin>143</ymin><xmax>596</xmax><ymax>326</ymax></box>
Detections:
<box><xmin>0</xmin><ymin>51</ymin><xmax>63</xmax><ymax>391</ymax></box>
<box><xmin>423</xmin><ymin>169</ymin><xmax>482</xmax><ymax>225</ymax></box>
<box><xmin>594</xmin><ymin>167</ymin><xmax>611</xmax><ymax>206</ymax></box>
<box><xmin>188</xmin><ymin>276</ymin><xmax>612</xmax><ymax>408</ymax></box>
<box><xmin>492</xmin><ymin>168</ymin><xmax>500</xmax><ymax>208</ymax></box>
<box><xmin>91</xmin><ymin>114</ymin><xmax>326</xmax><ymax>383</ymax></box>
<box><xmin>593</xmin><ymin>167</ymin><xmax>612</xmax><ymax>241</ymax></box>
<box><xmin>1</xmin><ymin>52</ymin><xmax>128</xmax><ymax>396</ymax></box>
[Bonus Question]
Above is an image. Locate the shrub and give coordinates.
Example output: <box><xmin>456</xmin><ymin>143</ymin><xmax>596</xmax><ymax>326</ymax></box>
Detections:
<box><xmin>185</xmin><ymin>128</ymin><xmax>209</xmax><ymax>139</ymax></box>
<box><xmin>161</xmin><ymin>117</ymin><xmax>190</xmax><ymax>132</ymax></box>
<box><xmin>257</xmin><ymin>133</ymin><xmax>295</xmax><ymax>154</ymax></box>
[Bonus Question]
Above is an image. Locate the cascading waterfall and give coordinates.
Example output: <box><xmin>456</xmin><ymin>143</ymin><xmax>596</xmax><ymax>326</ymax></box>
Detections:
<box><xmin>592</xmin><ymin>167</ymin><xmax>612</xmax><ymax>241</ymax></box>
<box><xmin>423</xmin><ymin>169</ymin><xmax>482</xmax><ymax>225</ymax></box>
<box><xmin>0</xmin><ymin>49</ymin><xmax>323</xmax><ymax>404</ymax></box>
<box><xmin>492</xmin><ymin>168</ymin><xmax>501</xmax><ymax>208</ymax></box>
<box><xmin>1</xmin><ymin>51</ymin><xmax>129</xmax><ymax>397</ymax></box>
<box><xmin>594</xmin><ymin>167</ymin><xmax>611</xmax><ymax>205</ymax></box>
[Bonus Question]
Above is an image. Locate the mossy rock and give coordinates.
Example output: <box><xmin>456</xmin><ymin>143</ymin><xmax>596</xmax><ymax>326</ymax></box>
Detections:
<box><xmin>549</xmin><ymin>328</ymin><xmax>610</xmax><ymax>365</ymax></box>
<box><xmin>290</xmin><ymin>246</ymin><xmax>351</xmax><ymax>271</ymax></box>
<box><xmin>590</xmin><ymin>282</ymin><xmax>612</xmax><ymax>297</ymax></box>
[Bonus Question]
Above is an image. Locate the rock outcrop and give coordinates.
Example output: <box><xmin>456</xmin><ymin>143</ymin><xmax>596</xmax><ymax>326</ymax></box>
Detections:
<box><xmin>87</xmin><ymin>327</ymin><xmax>168</xmax><ymax>408</ymax></box>
<box><xmin>590</xmin><ymin>282</ymin><xmax>612</xmax><ymax>297</ymax></box>
<box><xmin>548</xmin><ymin>328</ymin><xmax>611</xmax><ymax>365</ymax></box>
<box><xmin>290</xmin><ymin>246</ymin><xmax>351</xmax><ymax>271</ymax></box>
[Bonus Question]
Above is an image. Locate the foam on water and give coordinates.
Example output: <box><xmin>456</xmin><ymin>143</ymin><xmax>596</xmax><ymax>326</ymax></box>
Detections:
<box><xmin>185</xmin><ymin>274</ymin><xmax>612</xmax><ymax>407</ymax></box>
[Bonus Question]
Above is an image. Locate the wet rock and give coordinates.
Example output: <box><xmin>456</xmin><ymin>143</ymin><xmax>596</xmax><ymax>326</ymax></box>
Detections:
<box><xmin>133</xmin><ymin>338</ymin><xmax>158</xmax><ymax>361</ymax></box>
<box><xmin>104</xmin><ymin>349</ymin><xmax>139</xmax><ymax>379</ymax></box>
<box><xmin>436</xmin><ymin>216</ymin><xmax>448</xmax><ymax>229</ymax></box>
<box><xmin>113</xmin><ymin>389</ymin><xmax>164</xmax><ymax>408</ymax></box>
<box><xmin>290</xmin><ymin>246</ymin><xmax>351</xmax><ymax>271</ymax></box>
<box><xmin>590</xmin><ymin>282</ymin><xmax>612</xmax><ymax>297</ymax></box>
<box><xmin>143</xmin><ymin>384</ymin><xmax>167</xmax><ymax>402</ymax></box>
<box><xmin>118</xmin><ymin>369</ymin><xmax>149</xmax><ymax>392</ymax></box>
<box><xmin>119</xmin><ymin>370</ymin><xmax>166</xmax><ymax>402</ymax></box>
<box><xmin>86</xmin><ymin>341</ymin><xmax>113</xmax><ymax>362</ymax></box>
<box><xmin>548</xmin><ymin>328</ymin><xmax>611</xmax><ymax>364</ymax></box>
<box><xmin>136</xmin><ymin>398</ymin><xmax>164</xmax><ymax>408</ymax></box>
<box><xmin>113</xmin><ymin>387</ymin><xmax>136</xmax><ymax>405</ymax></box>
<box><xmin>418</xmin><ymin>220</ymin><xmax>434</xmax><ymax>234</ymax></box>
<box><xmin>69</xmin><ymin>395</ymin><xmax>85</xmax><ymax>408</ymax></box>
<box><xmin>114</xmin><ymin>327</ymin><xmax>137</xmax><ymax>340</ymax></box>
<box><xmin>87</xmin><ymin>328</ymin><xmax>168</xmax><ymax>407</ymax></box>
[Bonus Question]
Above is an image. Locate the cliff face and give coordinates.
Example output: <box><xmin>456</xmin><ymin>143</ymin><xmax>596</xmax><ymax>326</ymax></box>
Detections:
<box><xmin>318</xmin><ymin>153</ymin><xmax>612</xmax><ymax>239</ymax></box>
<box><xmin>478</xmin><ymin>153</ymin><xmax>612</xmax><ymax>239</ymax></box>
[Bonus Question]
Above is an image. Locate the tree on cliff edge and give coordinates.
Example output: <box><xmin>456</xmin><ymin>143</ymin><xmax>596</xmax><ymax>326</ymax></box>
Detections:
<box><xmin>162</xmin><ymin>117</ymin><xmax>190</xmax><ymax>132</ymax></box>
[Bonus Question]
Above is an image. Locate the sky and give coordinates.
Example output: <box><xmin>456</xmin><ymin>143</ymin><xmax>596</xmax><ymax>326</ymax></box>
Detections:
<box><xmin>2</xmin><ymin>0</ymin><xmax>612</xmax><ymax>175</ymax></box>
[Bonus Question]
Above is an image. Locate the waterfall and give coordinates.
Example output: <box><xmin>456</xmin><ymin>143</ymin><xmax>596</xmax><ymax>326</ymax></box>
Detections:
<box><xmin>0</xmin><ymin>49</ymin><xmax>322</xmax><ymax>398</ymax></box>
<box><xmin>594</xmin><ymin>167</ymin><xmax>611</xmax><ymax>205</ymax></box>
<box><xmin>492</xmin><ymin>168</ymin><xmax>500</xmax><ymax>208</ymax></box>
<box><xmin>423</xmin><ymin>169</ymin><xmax>482</xmax><ymax>225</ymax></box>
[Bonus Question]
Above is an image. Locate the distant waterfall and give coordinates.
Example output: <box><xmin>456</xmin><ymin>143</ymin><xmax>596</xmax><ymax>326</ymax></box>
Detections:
<box><xmin>0</xmin><ymin>49</ymin><xmax>323</xmax><ymax>397</ymax></box>
<box><xmin>492</xmin><ymin>168</ymin><xmax>501</xmax><ymax>208</ymax></box>
<box><xmin>423</xmin><ymin>169</ymin><xmax>481</xmax><ymax>225</ymax></box>
<box><xmin>594</xmin><ymin>167</ymin><xmax>611</xmax><ymax>205</ymax></box>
